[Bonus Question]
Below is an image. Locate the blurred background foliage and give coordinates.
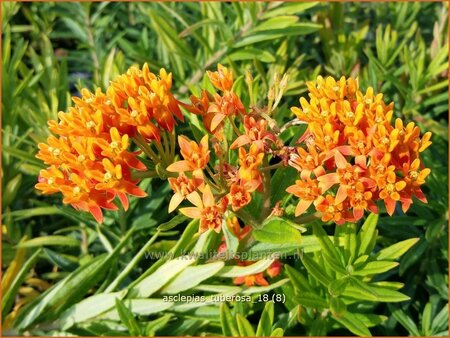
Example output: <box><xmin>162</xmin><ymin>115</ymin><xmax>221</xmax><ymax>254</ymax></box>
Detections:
<box><xmin>2</xmin><ymin>1</ymin><xmax>448</xmax><ymax>336</ymax></box>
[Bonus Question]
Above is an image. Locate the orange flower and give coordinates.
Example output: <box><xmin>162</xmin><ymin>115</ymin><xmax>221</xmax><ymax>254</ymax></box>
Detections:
<box><xmin>378</xmin><ymin>175</ymin><xmax>406</xmax><ymax>216</ymax></box>
<box><xmin>36</xmin><ymin>166</ymin><xmax>66</xmax><ymax>194</ymax></box>
<box><xmin>230</xmin><ymin>116</ymin><xmax>278</xmax><ymax>149</ymax></box>
<box><xmin>286</xmin><ymin>178</ymin><xmax>321</xmax><ymax>216</ymax></box>
<box><xmin>228</xmin><ymin>183</ymin><xmax>252</xmax><ymax>211</ymax></box>
<box><xmin>166</xmin><ymin>135</ymin><xmax>210</xmax><ymax>173</ymax></box>
<box><xmin>238</xmin><ymin>144</ymin><xmax>264</xmax><ymax>189</ymax></box>
<box><xmin>36</xmin><ymin>136</ymin><xmax>72</xmax><ymax>166</ymax></box>
<box><xmin>315</xmin><ymin>195</ymin><xmax>345</xmax><ymax>224</ymax></box>
<box><xmin>97</xmin><ymin>127</ymin><xmax>146</xmax><ymax>171</ymax></box>
<box><xmin>347</xmin><ymin>182</ymin><xmax>378</xmax><ymax>220</ymax></box>
<box><xmin>206</xmin><ymin>64</ymin><xmax>234</xmax><ymax>92</ymax></box>
<box><xmin>288</xmin><ymin>145</ymin><xmax>327</xmax><ymax>180</ymax></box>
<box><xmin>90</xmin><ymin>158</ymin><xmax>147</xmax><ymax>211</ymax></box>
<box><xmin>168</xmin><ymin>172</ymin><xmax>204</xmax><ymax>213</ymax></box>
<box><xmin>179</xmin><ymin>185</ymin><xmax>228</xmax><ymax>233</ymax></box>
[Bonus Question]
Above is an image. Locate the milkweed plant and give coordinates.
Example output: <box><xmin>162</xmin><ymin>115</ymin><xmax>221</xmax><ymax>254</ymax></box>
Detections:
<box><xmin>33</xmin><ymin>64</ymin><xmax>432</xmax><ymax>336</ymax></box>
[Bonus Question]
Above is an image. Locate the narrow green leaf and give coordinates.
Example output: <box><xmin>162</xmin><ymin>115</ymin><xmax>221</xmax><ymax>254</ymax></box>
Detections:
<box><xmin>301</xmin><ymin>253</ymin><xmax>332</xmax><ymax>286</ymax></box>
<box><xmin>256</xmin><ymin>301</ymin><xmax>274</xmax><ymax>336</ymax></box>
<box><xmin>236</xmin><ymin>313</ymin><xmax>256</xmax><ymax>336</ymax></box>
<box><xmin>357</xmin><ymin>213</ymin><xmax>379</xmax><ymax>256</ymax></box>
<box><xmin>161</xmin><ymin>261</ymin><xmax>225</xmax><ymax>294</ymax></box>
<box><xmin>218</xmin><ymin>259</ymin><xmax>274</xmax><ymax>278</ymax></box>
<box><xmin>220</xmin><ymin>303</ymin><xmax>239</xmax><ymax>336</ymax></box>
<box><xmin>352</xmin><ymin>261</ymin><xmax>399</xmax><ymax>276</ymax></box>
<box><xmin>375</xmin><ymin>238</ymin><xmax>419</xmax><ymax>260</ymax></box>
<box><xmin>332</xmin><ymin>311</ymin><xmax>372</xmax><ymax>337</ymax></box>
<box><xmin>115</xmin><ymin>298</ymin><xmax>141</xmax><ymax>336</ymax></box>
<box><xmin>17</xmin><ymin>236</ymin><xmax>80</xmax><ymax>248</ymax></box>
<box><xmin>130</xmin><ymin>257</ymin><xmax>197</xmax><ymax>298</ymax></box>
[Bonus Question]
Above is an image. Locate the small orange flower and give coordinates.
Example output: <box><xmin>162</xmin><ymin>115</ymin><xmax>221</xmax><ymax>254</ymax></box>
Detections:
<box><xmin>286</xmin><ymin>178</ymin><xmax>321</xmax><ymax>216</ymax></box>
<box><xmin>289</xmin><ymin>145</ymin><xmax>327</xmax><ymax>180</ymax></box>
<box><xmin>168</xmin><ymin>172</ymin><xmax>204</xmax><ymax>213</ymax></box>
<box><xmin>315</xmin><ymin>195</ymin><xmax>344</xmax><ymax>224</ymax></box>
<box><xmin>166</xmin><ymin>135</ymin><xmax>210</xmax><ymax>173</ymax></box>
<box><xmin>179</xmin><ymin>185</ymin><xmax>228</xmax><ymax>233</ymax></box>
<box><xmin>36</xmin><ymin>136</ymin><xmax>72</xmax><ymax>166</ymax></box>
<box><xmin>228</xmin><ymin>183</ymin><xmax>252</xmax><ymax>211</ymax></box>
<box><xmin>206</xmin><ymin>64</ymin><xmax>234</xmax><ymax>92</ymax></box>
<box><xmin>230</xmin><ymin>116</ymin><xmax>278</xmax><ymax>149</ymax></box>
<box><xmin>238</xmin><ymin>144</ymin><xmax>264</xmax><ymax>189</ymax></box>
<box><xmin>378</xmin><ymin>176</ymin><xmax>407</xmax><ymax>216</ymax></box>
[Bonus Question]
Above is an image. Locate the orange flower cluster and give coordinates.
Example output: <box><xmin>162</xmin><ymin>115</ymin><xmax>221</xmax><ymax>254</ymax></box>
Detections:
<box><xmin>36</xmin><ymin>64</ymin><xmax>183</xmax><ymax>222</ymax></box>
<box><xmin>287</xmin><ymin>76</ymin><xmax>432</xmax><ymax>224</ymax></box>
<box><xmin>167</xmin><ymin>65</ymin><xmax>282</xmax><ymax>233</ymax></box>
<box><xmin>184</xmin><ymin>64</ymin><xmax>245</xmax><ymax>140</ymax></box>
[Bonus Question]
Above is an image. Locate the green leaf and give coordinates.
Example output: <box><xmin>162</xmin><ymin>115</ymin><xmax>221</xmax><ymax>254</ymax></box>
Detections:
<box><xmin>14</xmin><ymin>254</ymin><xmax>108</xmax><ymax>330</ymax></box>
<box><xmin>236</xmin><ymin>313</ymin><xmax>256</xmax><ymax>336</ymax></box>
<box><xmin>313</xmin><ymin>224</ymin><xmax>346</xmax><ymax>273</ymax></box>
<box><xmin>2</xmin><ymin>249</ymin><xmax>41</xmax><ymax>317</ymax></box>
<box><xmin>161</xmin><ymin>261</ymin><xmax>225</xmax><ymax>294</ymax></box>
<box><xmin>253</xmin><ymin>217</ymin><xmax>302</xmax><ymax>244</ymax></box>
<box><xmin>256</xmin><ymin>301</ymin><xmax>274</xmax><ymax>336</ymax></box>
<box><xmin>285</xmin><ymin>264</ymin><xmax>313</xmax><ymax>293</ymax></box>
<box><xmin>252</xmin><ymin>16</ymin><xmax>299</xmax><ymax>32</ymax></box>
<box><xmin>357</xmin><ymin>213</ymin><xmax>379</xmax><ymax>256</ymax></box>
<box><xmin>130</xmin><ymin>257</ymin><xmax>197</xmax><ymax>298</ymax></box>
<box><xmin>220</xmin><ymin>303</ymin><xmax>239</xmax><ymax>336</ymax></box>
<box><xmin>431</xmin><ymin>304</ymin><xmax>449</xmax><ymax>334</ymax></box>
<box><xmin>145</xmin><ymin>314</ymin><xmax>173</xmax><ymax>336</ymax></box>
<box><xmin>296</xmin><ymin>292</ymin><xmax>328</xmax><ymax>309</ymax></box>
<box><xmin>262</xmin><ymin>2</ymin><xmax>318</xmax><ymax>19</ymax></box>
<box><xmin>332</xmin><ymin>311</ymin><xmax>372</xmax><ymax>337</ymax></box>
<box><xmin>422</xmin><ymin>302</ymin><xmax>432</xmax><ymax>336</ymax></box>
<box><xmin>328</xmin><ymin>277</ymin><xmax>349</xmax><ymax>297</ymax></box>
<box><xmin>270</xmin><ymin>327</ymin><xmax>284</xmax><ymax>336</ymax></box>
<box><xmin>228</xmin><ymin>48</ymin><xmax>276</xmax><ymax>63</ymax></box>
<box><xmin>17</xmin><ymin>236</ymin><xmax>80</xmax><ymax>248</ymax></box>
<box><xmin>388</xmin><ymin>305</ymin><xmax>420</xmax><ymax>336</ymax></box>
<box><xmin>218</xmin><ymin>259</ymin><xmax>274</xmax><ymax>278</ymax></box>
<box><xmin>330</xmin><ymin>297</ymin><xmax>347</xmax><ymax>317</ymax></box>
<box><xmin>222</xmin><ymin>218</ymin><xmax>240</xmax><ymax>257</ymax></box>
<box><xmin>352</xmin><ymin>261</ymin><xmax>399</xmax><ymax>276</ymax></box>
<box><xmin>301</xmin><ymin>253</ymin><xmax>332</xmax><ymax>286</ymax></box>
<box><xmin>115</xmin><ymin>298</ymin><xmax>141</xmax><ymax>336</ymax></box>
<box><xmin>60</xmin><ymin>291</ymin><xmax>126</xmax><ymax>329</ymax></box>
<box><xmin>344</xmin><ymin>279</ymin><xmax>410</xmax><ymax>303</ymax></box>
<box><xmin>157</xmin><ymin>214</ymin><xmax>188</xmax><ymax>232</ymax></box>
<box><xmin>234</xmin><ymin>24</ymin><xmax>322</xmax><ymax>48</ymax></box>
<box><xmin>99</xmin><ymin>299</ymin><xmax>174</xmax><ymax>320</ymax></box>
<box><xmin>375</xmin><ymin>238</ymin><xmax>419</xmax><ymax>260</ymax></box>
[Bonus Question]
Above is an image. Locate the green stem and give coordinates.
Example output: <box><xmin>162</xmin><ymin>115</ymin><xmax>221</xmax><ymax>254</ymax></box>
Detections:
<box><xmin>261</xmin><ymin>162</ymin><xmax>284</xmax><ymax>172</ymax></box>
<box><xmin>162</xmin><ymin>132</ymin><xmax>172</xmax><ymax>162</ymax></box>
<box><xmin>228</xmin><ymin>116</ymin><xmax>242</xmax><ymax>137</ymax></box>
<box><xmin>133</xmin><ymin>135</ymin><xmax>159</xmax><ymax>164</ymax></box>
<box><xmin>235</xmin><ymin>208</ymin><xmax>260</xmax><ymax>228</ymax></box>
<box><xmin>293</xmin><ymin>212</ymin><xmax>321</xmax><ymax>224</ymax></box>
<box><xmin>154</xmin><ymin>140</ymin><xmax>170</xmax><ymax>166</ymax></box>
<box><xmin>105</xmin><ymin>230</ymin><xmax>161</xmax><ymax>293</ymax></box>
<box><xmin>261</xmin><ymin>157</ymin><xmax>271</xmax><ymax>220</ymax></box>
<box><xmin>132</xmin><ymin>170</ymin><xmax>157</xmax><ymax>179</ymax></box>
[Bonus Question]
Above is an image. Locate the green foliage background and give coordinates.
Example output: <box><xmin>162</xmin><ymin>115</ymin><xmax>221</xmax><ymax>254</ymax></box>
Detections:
<box><xmin>2</xmin><ymin>1</ymin><xmax>448</xmax><ymax>336</ymax></box>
